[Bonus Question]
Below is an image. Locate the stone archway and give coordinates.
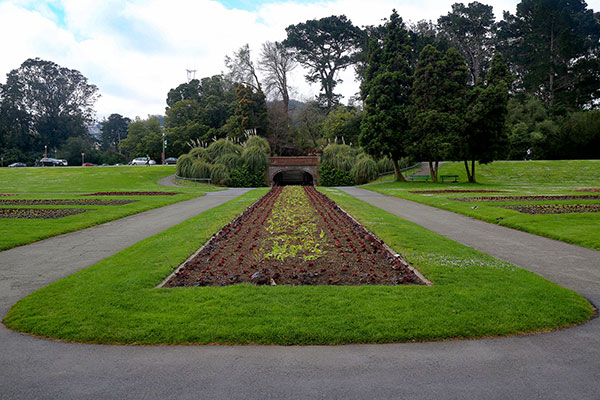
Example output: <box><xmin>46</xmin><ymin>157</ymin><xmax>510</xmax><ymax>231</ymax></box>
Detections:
<box><xmin>267</xmin><ymin>156</ymin><xmax>319</xmax><ymax>186</ymax></box>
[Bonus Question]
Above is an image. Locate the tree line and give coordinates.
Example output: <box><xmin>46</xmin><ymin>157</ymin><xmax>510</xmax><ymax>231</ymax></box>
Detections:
<box><xmin>1</xmin><ymin>0</ymin><xmax>598</xmax><ymax>172</ymax></box>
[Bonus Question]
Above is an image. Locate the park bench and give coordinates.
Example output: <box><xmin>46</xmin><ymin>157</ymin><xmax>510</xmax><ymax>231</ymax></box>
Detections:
<box><xmin>409</xmin><ymin>174</ymin><xmax>430</xmax><ymax>182</ymax></box>
<box><xmin>440</xmin><ymin>175</ymin><xmax>458</xmax><ymax>183</ymax></box>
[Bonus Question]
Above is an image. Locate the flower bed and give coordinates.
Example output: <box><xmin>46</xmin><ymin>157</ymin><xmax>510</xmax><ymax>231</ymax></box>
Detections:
<box><xmin>501</xmin><ymin>204</ymin><xmax>600</xmax><ymax>214</ymax></box>
<box><xmin>163</xmin><ymin>186</ymin><xmax>425</xmax><ymax>287</ymax></box>
<box><xmin>575</xmin><ymin>188</ymin><xmax>600</xmax><ymax>192</ymax></box>
<box><xmin>0</xmin><ymin>193</ymin><xmax>15</xmax><ymax>196</ymax></box>
<box><xmin>83</xmin><ymin>191</ymin><xmax>179</xmax><ymax>196</ymax></box>
<box><xmin>0</xmin><ymin>208</ymin><xmax>91</xmax><ymax>219</ymax></box>
<box><xmin>409</xmin><ymin>190</ymin><xmax>504</xmax><ymax>194</ymax></box>
<box><xmin>0</xmin><ymin>199</ymin><xmax>136</xmax><ymax>206</ymax></box>
<box><xmin>450</xmin><ymin>195</ymin><xmax>600</xmax><ymax>202</ymax></box>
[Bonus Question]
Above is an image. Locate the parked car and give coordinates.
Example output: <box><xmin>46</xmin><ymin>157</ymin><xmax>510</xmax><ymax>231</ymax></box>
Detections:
<box><xmin>82</xmin><ymin>162</ymin><xmax>97</xmax><ymax>166</ymax></box>
<box><xmin>130</xmin><ymin>157</ymin><xmax>155</xmax><ymax>165</ymax></box>
<box><xmin>40</xmin><ymin>157</ymin><xmax>65</xmax><ymax>166</ymax></box>
<box><xmin>59</xmin><ymin>159</ymin><xmax>68</xmax><ymax>166</ymax></box>
<box><xmin>8</xmin><ymin>162</ymin><xmax>26</xmax><ymax>167</ymax></box>
<box><xmin>164</xmin><ymin>157</ymin><xmax>178</xmax><ymax>165</ymax></box>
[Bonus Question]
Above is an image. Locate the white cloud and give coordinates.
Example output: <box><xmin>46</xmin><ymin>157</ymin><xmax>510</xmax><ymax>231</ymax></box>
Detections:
<box><xmin>1</xmin><ymin>0</ymin><xmax>597</xmax><ymax>120</ymax></box>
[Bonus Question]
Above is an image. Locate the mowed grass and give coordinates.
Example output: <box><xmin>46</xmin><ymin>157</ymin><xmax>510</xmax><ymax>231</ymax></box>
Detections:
<box><xmin>363</xmin><ymin>160</ymin><xmax>600</xmax><ymax>249</ymax></box>
<box><xmin>0</xmin><ymin>166</ymin><xmax>217</xmax><ymax>250</ymax></box>
<box><xmin>3</xmin><ymin>187</ymin><xmax>592</xmax><ymax>345</ymax></box>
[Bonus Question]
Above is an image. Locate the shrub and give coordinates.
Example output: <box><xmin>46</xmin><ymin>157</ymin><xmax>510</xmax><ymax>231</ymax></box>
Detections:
<box><xmin>351</xmin><ymin>157</ymin><xmax>378</xmax><ymax>184</ymax></box>
<box><xmin>245</xmin><ymin>136</ymin><xmax>271</xmax><ymax>154</ymax></box>
<box><xmin>228</xmin><ymin>165</ymin><xmax>266</xmax><ymax>187</ymax></box>
<box><xmin>189</xmin><ymin>147</ymin><xmax>209</xmax><ymax>161</ymax></box>
<box><xmin>215</xmin><ymin>153</ymin><xmax>243</xmax><ymax>170</ymax></box>
<box><xmin>241</xmin><ymin>145</ymin><xmax>268</xmax><ymax>173</ymax></box>
<box><xmin>209</xmin><ymin>164</ymin><xmax>230</xmax><ymax>186</ymax></box>
<box><xmin>377</xmin><ymin>157</ymin><xmax>394</xmax><ymax>174</ymax></box>
<box><xmin>321</xmin><ymin>144</ymin><xmax>356</xmax><ymax>171</ymax></box>
<box><xmin>206</xmin><ymin>139</ymin><xmax>242</xmax><ymax>162</ymax></box>
<box><xmin>176</xmin><ymin>154</ymin><xmax>194</xmax><ymax>177</ymax></box>
<box><xmin>319</xmin><ymin>162</ymin><xmax>355</xmax><ymax>186</ymax></box>
<box><xmin>189</xmin><ymin>160</ymin><xmax>211</xmax><ymax>179</ymax></box>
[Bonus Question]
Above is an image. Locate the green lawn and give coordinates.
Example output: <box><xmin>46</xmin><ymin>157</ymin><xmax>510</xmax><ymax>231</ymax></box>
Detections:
<box><xmin>3</xmin><ymin>187</ymin><xmax>592</xmax><ymax>345</ymax></box>
<box><xmin>0</xmin><ymin>166</ymin><xmax>219</xmax><ymax>250</ymax></box>
<box><xmin>362</xmin><ymin>160</ymin><xmax>600</xmax><ymax>249</ymax></box>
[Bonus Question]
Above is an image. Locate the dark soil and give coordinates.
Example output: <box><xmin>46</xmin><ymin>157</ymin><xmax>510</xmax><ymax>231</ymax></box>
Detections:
<box><xmin>0</xmin><ymin>193</ymin><xmax>15</xmax><ymax>196</ymax></box>
<box><xmin>83</xmin><ymin>191</ymin><xmax>179</xmax><ymax>196</ymax></box>
<box><xmin>0</xmin><ymin>208</ymin><xmax>91</xmax><ymax>219</ymax></box>
<box><xmin>410</xmin><ymin>190</ymin><xmax>504</xmax><ymax>194</ymax></box>
<box><xmin>0</xmin><ymin>199</ymin><xmax>136</xmax><ymax>206</ymax></box>
<box><xmin>451</xmin><ymin>195</ymin><xmax>600</xmax><ymax>202</ymax></box>
<box><xmin>164</xmin><ymin>186</ymin><xmax>424</xmax><ymax>287</ymax></box>
<box><xmin>501</xmin><ymin>204</ymin><xmax>600</xmax><ymax>214</ymax></box>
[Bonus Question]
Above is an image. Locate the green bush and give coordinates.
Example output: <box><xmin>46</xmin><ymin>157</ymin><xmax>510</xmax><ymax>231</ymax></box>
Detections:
<box><xmin>241</xmin><ymin>145</ymin><xmax>268</xmax><ymax>173</ymax></box>
<box><xmin>245</xmin><ymin>136</ymin><xmax>271</xmax><ymax>154</ymax></box>
<box><xmin>215</xmin><ymin>153</ymin><xmax>243</xmax><ymax>170</ymax></box>
<box><xmin>321</xmin><ymin>144</ymin><xmax>356</xmax><ymax>171</ymax></box>
<box><xmin>351</xmin><ymin>157</ymin><xmax>378</xmax><ymax>184</ymax></box>
<box><xmin>319</xmin><ymin>162</ymin><xmax>355</xmax><ymax>186</ymax></box>
<box><xmin>189</xmin><ymin>160</ymin><xmax>211</xmax><ymax>179</ymax></box>
<box><xmin>189</xmin><ymin>147</ymin><xmax>209</xmax><ymax>161</ymax></box>
<box><xmin>228</xmin><ymin>165</ymin><xmax>266</xmax><ymax>187</ymax></box>
<box><xmin>176</xmin><ymin>154</ymin><xmax>194</xmax><ymax>177</ymax></box>
<box><xmin>209</xmin><ymin>164</ymin><xmax>229</xmax><ymax>186</ymax></box>
<box><xmin>206</xmin><ymin>139</ymin><xmax>242</xmax><ymax>162</ymax></box>
<box><xmin>377</xmin><ymin>157</ymin><xmax>394</xmax><ymax>174</ymax></box>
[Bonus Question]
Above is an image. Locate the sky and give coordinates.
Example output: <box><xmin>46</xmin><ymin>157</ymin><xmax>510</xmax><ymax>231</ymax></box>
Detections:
<box><xmin>0</xmin><ymin>0</ymin><xmax>598</xmax><ymax>121</ymax></box>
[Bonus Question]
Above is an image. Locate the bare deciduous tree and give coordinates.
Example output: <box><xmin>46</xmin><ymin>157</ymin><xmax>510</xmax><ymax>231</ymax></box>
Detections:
<box><xmin>224</xmin><ymin>44</ymin><xmax>262</xmax><ymax>92</ymax></box>
<box><xmin>259</xmin><ymin>41</ymin><xmax>296</xmax><ymax>114</ymax></box>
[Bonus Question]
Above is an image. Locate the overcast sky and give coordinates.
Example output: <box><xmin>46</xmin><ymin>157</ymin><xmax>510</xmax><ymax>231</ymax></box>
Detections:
<box><xmin>1</xmin><ymin>0</ymin><xmax>598</xmax><ymax>121</ymax></box>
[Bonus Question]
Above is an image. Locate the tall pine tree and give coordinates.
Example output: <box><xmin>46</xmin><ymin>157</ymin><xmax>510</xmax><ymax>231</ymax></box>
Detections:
<box><xmin>359</xmin><ymin>10</ymin><xmax>413</xmax><ymax>182</ymax></box>
<box><xmin>410</xmin><ymin>45</ymin><xmax>469</xmax><ymax>182</ymax></box>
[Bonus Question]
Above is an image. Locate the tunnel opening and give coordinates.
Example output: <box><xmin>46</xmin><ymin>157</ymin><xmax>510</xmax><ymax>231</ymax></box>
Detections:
<box><xmin>273</xmin><ymin>170</ymin><xmax>314</xmax><ymax>186</ymax></box>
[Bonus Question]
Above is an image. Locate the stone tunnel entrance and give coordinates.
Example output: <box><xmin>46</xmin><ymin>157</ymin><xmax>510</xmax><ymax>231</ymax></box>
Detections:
<box><xmin>268</xmin><ymin>156</ymin><xmax>319</xmax><ymax>186</ymax></box>
<box><xmin>273</xmin><ymin>170</ymin><xmax>314</xmax><ymax>186</ymax></box>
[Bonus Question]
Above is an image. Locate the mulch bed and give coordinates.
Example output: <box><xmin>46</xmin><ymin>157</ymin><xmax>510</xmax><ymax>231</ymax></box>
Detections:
<box><xmin>83</xmin><ymin>191</ymin><xmax>179</xmax><ymax>196</ymax></box>
<box><xmin>410</xmin><ymin>190</ymin><xmax>504</xmax><ymax>194</ymax></box>
<box><xmin>0</xmin><ymin>199</ymin><xmax>136</xmax><ymax>206</ymax></box>
<box><xmin>0</xmin><ymin>193</ymin><xmax>15</xmax><ymax>196</ymax></box>
<box><xmin>0</xmin><ymin>208</ymin><xmax>91</xmax><ymax>219</ymax></box>
<box><xmin>501</xmin><ymin>204</ymin><xmax>600</xmax><ymax>214</ymax></box>
<box><xmin>450</xmin><ymin>195</ymin><xmax>600</xmax><ymax>202</ymax></box>
<box><xmin>575</xmin><ymin>188</ymin><xmax>600</xmax><ymax>192</ymax></box>
<box><xmin>163</xmin><ymin>186</ymin><xmax>425</xmax><ymax>287</ymax></box>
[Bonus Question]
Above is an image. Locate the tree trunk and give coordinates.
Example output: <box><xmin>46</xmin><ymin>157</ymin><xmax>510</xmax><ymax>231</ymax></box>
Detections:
<box><xmin>429</xmin><ymin>160</ymin><xmax>438</xmax><ymax>183</ymax></box>
<box><xmin>392</xmin><ymin>158</ymin><xmax>406</xmax><ymax>182</ymax></box>
<box><xmin>464</xmin><ymin>160</ymin><xmax>472</xmax><ymax>182</ymax></box>
<box><xmin>471</xmin><ymin>159</ymin><xmax>476</xmax><ymax>183</ymax></box>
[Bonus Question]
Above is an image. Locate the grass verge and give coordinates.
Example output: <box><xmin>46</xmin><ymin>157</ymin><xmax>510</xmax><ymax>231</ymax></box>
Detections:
<box><xmin>3</xmin><ymin>187</ymin><xmax>593</xmax><ymax>344</ymax></box>
<box><xmin>0</xmin><ymin>166</ymin><xmax>221</xmax><ymax>250</ymax></box>
<box><xmin>362</xmin><ymin>160</ymin><xmax>600</xmax><ymax>249</ymax></box>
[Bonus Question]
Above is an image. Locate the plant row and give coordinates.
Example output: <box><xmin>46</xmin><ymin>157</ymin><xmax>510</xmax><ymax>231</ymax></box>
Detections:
<box><xmin>500</xmin><ymin>204</ymin><xmax>600</xmax><ymax>214</ymax></box>
<box><xmin>0</xmin><ymin>199</ymin><xmax>136</xmax><ymax>206</ymax></box>
<box><xmin>0</xmin><ymin>208</ymin><xmax>91</xmax><ymax>219</ymax></box>
<box><xmin>450</xmin><ymin>194</ymin><xmax>600</xmax><ymax>202</ymax></box>
<box><xmin>83</xmin><ymin>191</ymin><xmax>179</xmax><ymax>196</ymax></box>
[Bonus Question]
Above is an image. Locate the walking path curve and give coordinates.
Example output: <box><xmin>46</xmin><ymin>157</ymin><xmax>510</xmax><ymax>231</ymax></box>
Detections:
<box><xmin>1</xmin><ymin>186</ymin><xmax>599</xmax><ymax>399</ymax></box>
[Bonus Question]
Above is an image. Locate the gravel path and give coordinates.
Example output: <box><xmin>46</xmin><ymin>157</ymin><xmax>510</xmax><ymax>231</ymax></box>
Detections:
<box><xmin>1</xmin><ymin>186</ymin><xmax>599</xmax><ymax>400</ymax></box>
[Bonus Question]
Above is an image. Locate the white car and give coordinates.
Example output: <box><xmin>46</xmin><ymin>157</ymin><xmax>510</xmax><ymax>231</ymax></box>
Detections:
<box><xmin>130</xmin><ymin>157</ymin><xmax>156</xmax><ymax>165</ymax></box>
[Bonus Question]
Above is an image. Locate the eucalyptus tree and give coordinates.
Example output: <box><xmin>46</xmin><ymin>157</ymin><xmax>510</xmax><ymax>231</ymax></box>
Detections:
<box><xmin>498</xmin><ymin>0</ymin><xmax>600</xmax><ymax>109</ymax></box>
<box><xmin>259</xmin><ymin>41</ymin><xmax>296</xmax><ymax>113</ymax></box>
<box><xmin>438</xmin><ymin>2</ymin><xmax>497</xmax><ymax>84</ymax></box>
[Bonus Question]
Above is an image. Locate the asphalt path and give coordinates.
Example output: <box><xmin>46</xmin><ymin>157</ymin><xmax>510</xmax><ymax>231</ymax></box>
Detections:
<box><xmin>1</xmin><ymin>186</ymin><xmax>599</xmax><ymax>400</ymax></box>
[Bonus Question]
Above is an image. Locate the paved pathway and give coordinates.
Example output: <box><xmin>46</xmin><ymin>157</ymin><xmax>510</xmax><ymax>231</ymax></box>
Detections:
<box><xmin>1</xmin><ymin>187</ymin><xmax>599</xmax><ymax>399</ymax></box>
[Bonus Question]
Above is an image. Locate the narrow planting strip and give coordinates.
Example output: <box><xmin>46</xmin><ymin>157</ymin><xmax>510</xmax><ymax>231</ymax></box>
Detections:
<box><xmin>501</xmin><ymin>204</ymin><xmax>600</xmax><ymax>214</ymax></box>
<box><xmin>0</xmin><ymin>208</ymin><xmax>92</xmax><ymax>219</ymax></box>
<box><xmin>0</xmin><ymin>199</ymin><xmax>136</xmax><ymax>206</ymax></box>
<box><xmin>450</xmin><ymin>194</ymin><xmax>600</xmax><ymax>202</ymax></box>
<box><xmin>409</xmin><ymin>190</ymin><xmax>505</xmax><ymax>194</ymax></box>
<box><xmin>83</xmin><ymin>191</ymin><xmax>179</xmax><ymax>196</ymax></box>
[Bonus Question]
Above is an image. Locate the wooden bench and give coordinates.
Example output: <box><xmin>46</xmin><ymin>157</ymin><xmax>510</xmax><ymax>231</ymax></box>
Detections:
<box><xmin>409</xmin><ymin>174</ymin><xmax>430</xmax><ymax>182</ymax></box>
<box><xmin>440</xmin><ymin>175</ymin><xmax>458</xmax><ymax>183</ymax></box>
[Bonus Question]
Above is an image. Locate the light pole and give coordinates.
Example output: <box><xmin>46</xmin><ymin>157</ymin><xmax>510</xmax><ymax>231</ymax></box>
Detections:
<box><xmin>81</xmin><ymin>152</ymin><xmax>85</xmax><ymax>166</ymax></box>
<box><xmin>44</xmin><ymin>145</ymin><xmax>47</xmax><ymax>158</ymax></box>
<box><xmin>161</xmin><ymin>127</ymin><xmax>166</xmax><ymax>165</ymax></box>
